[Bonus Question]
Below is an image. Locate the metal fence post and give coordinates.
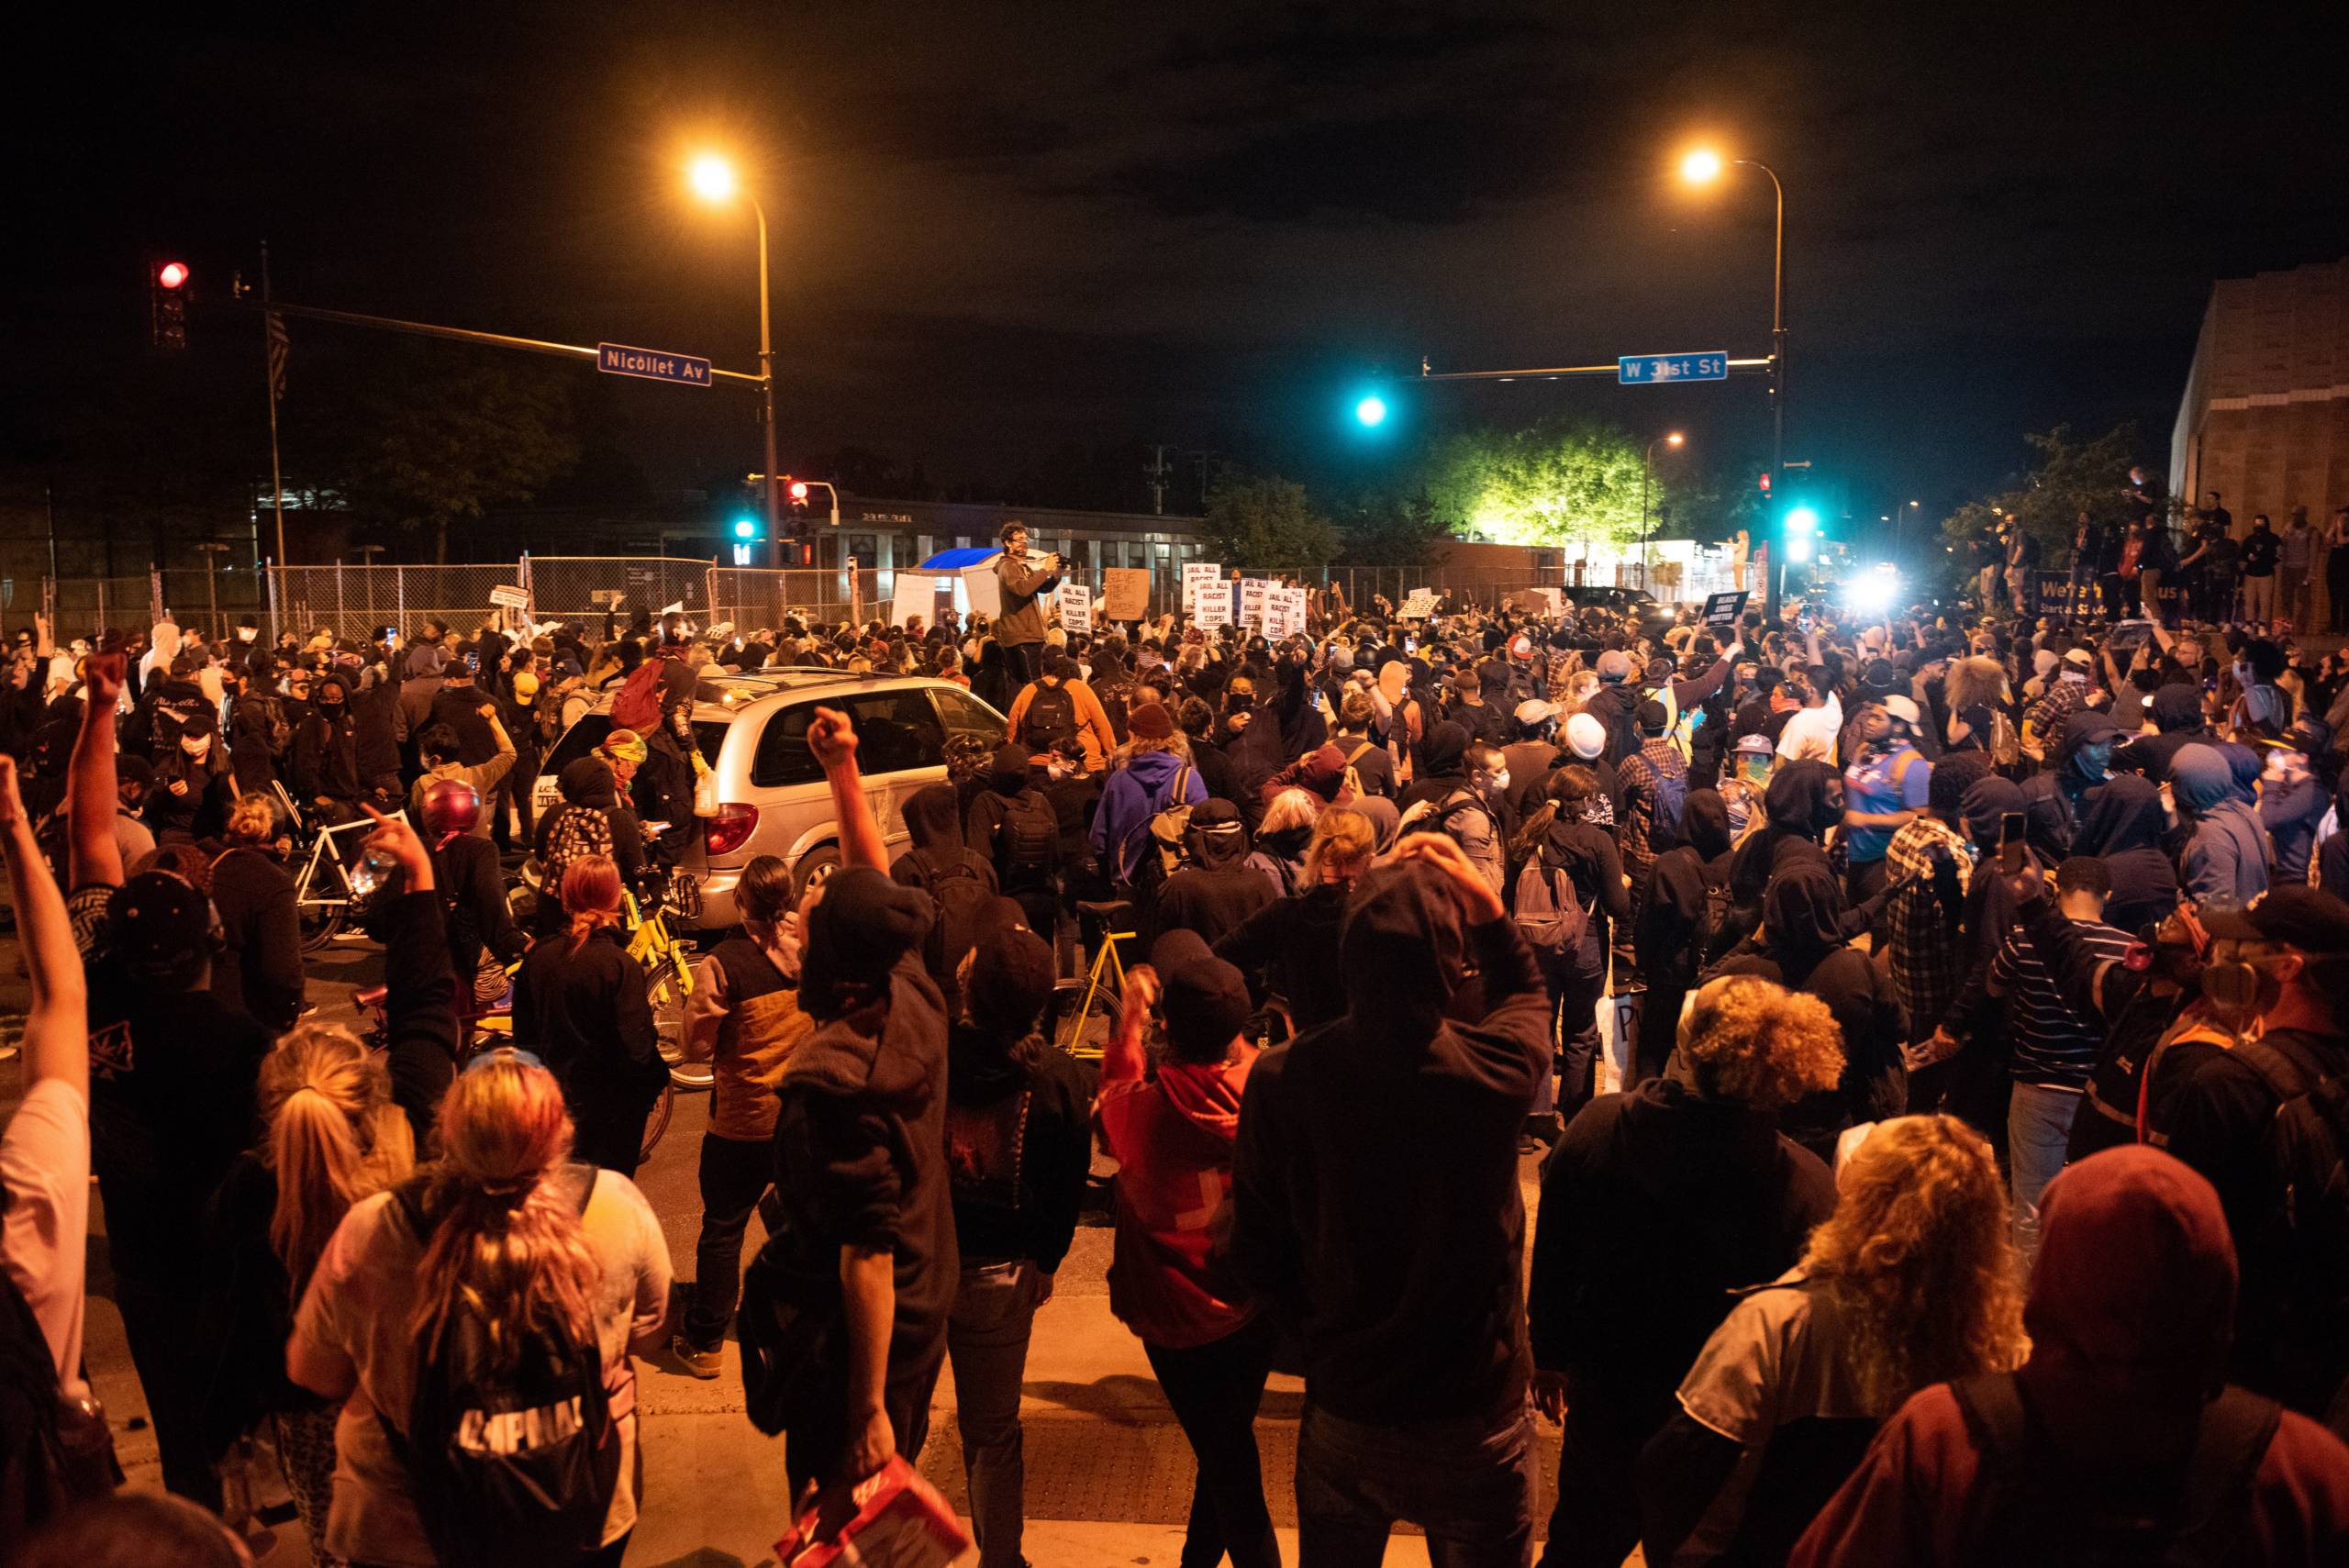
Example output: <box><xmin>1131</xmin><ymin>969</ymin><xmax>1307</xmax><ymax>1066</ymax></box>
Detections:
<box><xmin>335</xmin><ymin>564</ymin><xmax>346</xmax><ymax>640</ymax></box>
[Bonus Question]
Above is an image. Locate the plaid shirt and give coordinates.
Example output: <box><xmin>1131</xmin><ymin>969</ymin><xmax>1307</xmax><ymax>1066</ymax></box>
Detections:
<box><xmin>1618</xmin><ymin>737</ymin><xmax>1688</xmax><ymax>873</ymax></box>
<box><xmin>1884</xmin><ymin>815</ymin><xmax>1975</xmax><ymax>1038</ymax></box>
<box><xmin>2025</xmin><ymin>674</ymin><xmax>2094</xmax><ymax>741</ymax></box>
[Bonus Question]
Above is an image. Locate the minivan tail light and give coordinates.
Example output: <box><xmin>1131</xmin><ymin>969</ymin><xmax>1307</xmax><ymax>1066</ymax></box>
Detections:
<box><xmin>705</xmin><ymin>802</ymin><xmax>759</xmax><ymax>857</ymax></box>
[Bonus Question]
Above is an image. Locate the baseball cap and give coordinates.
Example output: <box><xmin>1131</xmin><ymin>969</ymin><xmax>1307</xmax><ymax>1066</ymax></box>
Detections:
<box><xmin>2199</xmin><ymin>885</ymin><xmax>2349</xmax><ymax>951</ymax></box>
<box><xmin>1564</xmin><ymin>713</ymin><xmax>1607</xmax><ymax>760</ymax></box>
<box><xmin>1734</xmin><ymin>733</ymin><xmax>1776</xmax><ymax>757</ymax></box>
<box><xmin>1596</xmin><ymin>650</ymin><xmax>1634</xmax><ymax>683</ymax></box>
<box><xmin>2063</xmin><ymin>647</ymin><xmax>2096</xmax><ymax>669</ymax></box>
<box><xmin>1514</xmin><ymin>697</ymin><xmax>1561</xmax><ymax>727</ymax></box>
<box><xmin>106</xmin><ymin>872</ymin><xmax>215</xmax><ymax>987</ymax></box>
<box><xmin>1882</xmin><ymin>694</ymin><xmax>1921</xmax><ymax>727</ymax></box>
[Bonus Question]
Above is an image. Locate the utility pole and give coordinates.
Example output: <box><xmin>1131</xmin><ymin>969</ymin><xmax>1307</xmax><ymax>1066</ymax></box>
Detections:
<box><xmin>262</xmin><ymin>242</ymin><xmax>287</xmax><ymax>569</ymax></box>
<box><xmin>1145</xmin><ymin>445</ymin><xmax>1170</xmax><ymax>516</ymax></box>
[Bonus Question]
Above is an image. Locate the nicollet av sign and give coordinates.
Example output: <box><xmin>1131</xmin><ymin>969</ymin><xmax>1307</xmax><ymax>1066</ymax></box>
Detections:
<box><xmin>596</xmin><ymin>342</ymin><xmax>714</xmax><ymax>386</ymax></box>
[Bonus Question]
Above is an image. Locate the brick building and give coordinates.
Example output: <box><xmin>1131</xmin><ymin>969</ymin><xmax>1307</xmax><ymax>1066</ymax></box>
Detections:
<box><xmin>2171</xmin><ymin>256</ymin><xmax>2349</xmax><ymax>626</ymax></box>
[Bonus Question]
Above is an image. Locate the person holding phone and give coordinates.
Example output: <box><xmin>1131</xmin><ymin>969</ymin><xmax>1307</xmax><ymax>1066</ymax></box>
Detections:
<box><xmin>992</xmin><ymin>521</ymin><xmax>1063</xmax><ymax>689</ymax></box>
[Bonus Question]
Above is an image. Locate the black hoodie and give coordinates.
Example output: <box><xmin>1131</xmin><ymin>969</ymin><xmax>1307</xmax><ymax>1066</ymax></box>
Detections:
<box><xmin>1231</xmin><ymin>860</ymin><xmax>1552</xmax><ymax>1424</ymax></box>
<box><xmin>2071</xmin><ymin>773</ymin><xmax>2180</xmax><ymax>936</ymax></box>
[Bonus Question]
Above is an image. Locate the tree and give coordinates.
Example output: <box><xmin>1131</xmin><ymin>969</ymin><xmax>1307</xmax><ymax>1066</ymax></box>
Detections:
<box><xmin>1333</xmin><ymin>488</ymin><xmax>1455</xmax><ymax>567</ymax></box>
<box><xmin>1420</xmin><ymin>418</ymin><xmax>1653</xmax><ymax>554</ymax></box>
<box><xmin>1939</xmin><ymin>422</ymin><xmax>2149</xmax><ymax>565</ymax></box>
<box><xmin>1197</xmin><ymin>473</ymin><xmax>1339</xmax><ymax>568</ymax></box>
<box><xmin>342</xmin><ymin>347</ymin><xmax>581</xmax><ymax>562</ymax></box>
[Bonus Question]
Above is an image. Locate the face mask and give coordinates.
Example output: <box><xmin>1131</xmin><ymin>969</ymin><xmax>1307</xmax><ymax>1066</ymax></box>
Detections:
<box><xmin>1486</xmin><ymin>770</ymin><xmax>1511</xmax><ymax>794</ymax></box>
<box><xmin>181</xmin><ymin>735</ymin><xmax>209</xmax><ymax>757</ymax></box>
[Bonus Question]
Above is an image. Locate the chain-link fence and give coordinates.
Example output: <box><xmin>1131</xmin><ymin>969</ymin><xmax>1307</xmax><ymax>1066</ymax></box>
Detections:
<box><xmin>708</xmin><ymin>567</ymin><xmax>882</xmax><ymax>630</ymax></box>
<box><xmin>269</xmin><ymin>564</ymin><xmax>521</xmax><ymax>644</ymax></box>
<box><xmin>43</xmin><ymin>574</ymin><xmax>163</xmax><ymax>635</ymax></box>
<box><xmin>522</xmin><ymin>557</ymin><xmax>716</xmax><ymax>636</ymax></box>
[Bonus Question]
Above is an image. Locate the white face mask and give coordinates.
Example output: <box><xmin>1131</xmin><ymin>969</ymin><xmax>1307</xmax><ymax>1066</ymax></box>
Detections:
<box><xmin>1486</xmin><ymin>769</ymin><xmax>1511</xmax><ymax>795</ymax></box>
<box><xmin>181</xmin><ymin>734</ymin><xmax>210</xmax><ymax>757</ymax></box>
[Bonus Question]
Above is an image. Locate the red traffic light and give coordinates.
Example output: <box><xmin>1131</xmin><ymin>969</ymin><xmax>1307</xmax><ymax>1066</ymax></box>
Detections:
<box><xmin>1757</xmin><ymin>471</ymin><xmax>1772</xmax><ymax>494</ymax></box>
<box><xmin>157</xmin><ymin>261</ymin><xmax>189</xmax><ymax>290</ymax></box>
<box><xmin>788</xmin><ymin>480</ymin><xmax>809</xmax><ymax>502</ymax></box>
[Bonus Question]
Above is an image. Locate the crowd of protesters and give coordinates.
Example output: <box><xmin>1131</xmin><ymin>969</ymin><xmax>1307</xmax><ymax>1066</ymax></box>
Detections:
<box><xmin>7</xmin><ymin>492</ymin><xmax>2349</xmax><ymax>1568</ymax></box>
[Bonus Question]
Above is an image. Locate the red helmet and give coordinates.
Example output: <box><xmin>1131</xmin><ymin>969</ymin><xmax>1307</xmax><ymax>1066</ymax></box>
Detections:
<box><xmin>420</xmin><ymin>778</ymin><xmax>481</xmax><ymax>843</ymax></box>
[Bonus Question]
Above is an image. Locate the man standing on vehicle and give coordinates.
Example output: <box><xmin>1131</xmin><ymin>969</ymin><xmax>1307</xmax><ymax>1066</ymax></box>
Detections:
<box><xmin>993</xmin><ymin>521</ymin><xmax>1063</xmax><ymax>689</ymax></box>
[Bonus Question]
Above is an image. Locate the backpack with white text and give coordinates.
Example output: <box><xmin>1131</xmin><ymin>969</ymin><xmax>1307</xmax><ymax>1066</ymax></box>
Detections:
<box><xmin>540</xmin><ymin>804</ymin><xmax>614</xmax><ymax>895</ymax></box>
<box><xmin>385</xmin><ymin>1167</ymin><xmax>618</xmax><ymax>1568</ymax></box>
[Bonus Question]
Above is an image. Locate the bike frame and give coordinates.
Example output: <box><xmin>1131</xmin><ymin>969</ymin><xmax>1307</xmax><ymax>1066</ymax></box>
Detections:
<box><xmin>293</xmin><ymin>811</ymin><xmax>406</xmax><ymax>917</ymax></box>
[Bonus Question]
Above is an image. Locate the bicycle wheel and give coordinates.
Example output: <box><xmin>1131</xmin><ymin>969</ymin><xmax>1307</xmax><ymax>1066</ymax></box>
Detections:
<box><xmin>648</xmin><ymin>962</ymin><xmax>710</xmax><ymax>1090</ymax></box>
<box><xmin>295</xmin><ymin>860</ymin><xmax>345</xmax><ymax>951</ymax></box>
<box><xmin>639</xmin><ymin>1084</ymin><xmax>674</xmax><ymax>1163</ymax></box>
<box><xmin>1050</xmin><ymin>973</ymin><xmax>1121</xmax><ymax>1061</ymax></box>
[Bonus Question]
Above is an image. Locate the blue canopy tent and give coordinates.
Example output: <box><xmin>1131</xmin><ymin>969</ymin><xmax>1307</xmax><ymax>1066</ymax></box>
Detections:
<box><xmin>918</xmin><ymin>546</ymin><xmax>1003</xmax><ymax>570</ymax></box>
<box><xmin>896</xmin><ymin>546</ymin><xmax>1007</xmax><ymax>621</ymax></box>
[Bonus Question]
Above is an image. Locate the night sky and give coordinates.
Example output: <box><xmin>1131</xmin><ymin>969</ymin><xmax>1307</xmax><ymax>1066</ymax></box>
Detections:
<box><xmin>15</xmin><ymin>2</ymin><xmax>2349</xmax><ymax>526</ymax></box>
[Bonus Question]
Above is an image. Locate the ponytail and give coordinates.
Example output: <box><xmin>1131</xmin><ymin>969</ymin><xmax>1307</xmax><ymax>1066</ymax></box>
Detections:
<box><xmin>269</xmin><ymin>1088</ymin><xmax>364</xmax><ymax>1286</ymax></box>
<box><xmin>259</xmin><ymin>1027</ymin><xmax>414</xmax><ymax>1291</ymax></box>
<box><xmin>559</xmin><ymin>854</ymin><xmax>624</xmax><ymax>956</ymax></box>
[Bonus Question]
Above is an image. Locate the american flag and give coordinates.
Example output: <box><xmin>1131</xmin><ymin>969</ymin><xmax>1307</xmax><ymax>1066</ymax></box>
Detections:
<box><xmin>265</xmin><ymin>310</ymin><xmax>289</xmax><ymax>401</ymax></box>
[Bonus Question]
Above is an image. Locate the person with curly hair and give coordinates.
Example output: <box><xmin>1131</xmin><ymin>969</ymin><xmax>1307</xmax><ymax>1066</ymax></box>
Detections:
<box><xmin>1528</xmin><ymin>976</ymin><xmax>1843</xmax><ymax>1568</ymax></box>
<box><xmin>1639</xmin><ymin>1115</ymin><xmax>2029</xmax><ymax>1566</ymax></box>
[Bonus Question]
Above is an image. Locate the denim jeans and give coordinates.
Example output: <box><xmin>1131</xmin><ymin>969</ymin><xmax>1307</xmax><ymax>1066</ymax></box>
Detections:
<box><xmin>1145</xmin><ymin>1319</ymin><xmax>1281</xmax><ymax>1568</ymax></box>
<box><xmin>685</xmin><ymin>1131</ymin><xmax>774</xmax><ymax>1349</ymax></box>
<box><xmin>2009</xmin><ymin>1080</ymin><xmax>2082</xmax><ymax>1273</ymax></box>
<box><xmin>1296</xmin><ymin>1398</ymin><xmax>1539</xmax><ymax>1568</ymax></box>
<box><xmin>948</xmin><ymin>1261</ymin><xmax>1046</xmax><ymax>1568</ymax></box>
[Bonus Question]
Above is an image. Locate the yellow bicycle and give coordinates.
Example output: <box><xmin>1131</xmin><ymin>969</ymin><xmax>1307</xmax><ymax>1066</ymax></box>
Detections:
<box><xmin>1052</xmin><ymin>898</ymin><xmax>1137</xmax><ymax>1061</ymax></box>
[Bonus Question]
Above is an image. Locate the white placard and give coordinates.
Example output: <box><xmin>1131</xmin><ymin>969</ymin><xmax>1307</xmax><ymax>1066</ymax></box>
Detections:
<box><xmin>1059</xmin><ymin>582</ymin><xmax>1093</xmax><ymax>634</ymax></box>
<box><xmin>1181</xmin><ymin>562</ymin><xmax>1223</xmax><ymax>616</ymax></box>
<box><xmin>891</xmin><ymin>570</ymin><xmax>942</xmax><ymax>628</ymax></box>
<box><xmin>1239</xmin><ymin>577</ymin><xmax>1274</xmax><ymax>631</ymax></box>
<box><xmin>488</xmin><ymin>584</ymin><xmax>529</xmax><ymax>610</ymax></box>
<box><xmin>1400</xmin><ymin>590</ymin><xmax>1440</xmax><ymax>619</ymax></box>
<box><xmin>1193</xmin><ymin>583</ymin><xmax>1232</xmax><ymax>628</ymax></box>
<box><xmin>1264</xmin><ymin>585</ymin><xmax>1309</xmax><ymax>639</ymax></box>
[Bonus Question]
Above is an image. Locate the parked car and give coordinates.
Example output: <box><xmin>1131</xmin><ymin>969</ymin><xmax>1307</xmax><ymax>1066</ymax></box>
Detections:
<box><xmin>1557</xmin><ymin>584</ymin><xmax>1677</xmax><ymax>639</ymax></box>
<box><xmin>533</xmin><ymin>670</ymin><xmax>1007</xmax><ymax>930</ymax></box>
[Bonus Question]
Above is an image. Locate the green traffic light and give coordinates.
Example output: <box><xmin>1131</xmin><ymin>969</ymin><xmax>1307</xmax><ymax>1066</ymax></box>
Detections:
<box><xmin>1354</xmin><ymin>395</ymin><xmax>1388</xmax><ymax>428</ymax></box>
<box><xmin>1785</xmin><ymin>506</ymin><xmax>1819</xmax><ymax>536</ymax></box>
<box><xmin>733</xmin><ymin>517</ymin><xmax>758</xmax><ymax>539</ymax></box>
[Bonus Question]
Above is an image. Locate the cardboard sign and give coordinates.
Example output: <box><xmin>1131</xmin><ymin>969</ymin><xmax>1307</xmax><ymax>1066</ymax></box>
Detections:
<box><xmin>1400</xmin><ymin>590</ymin><xmax>1440</xmax><ymax>620</ymax></box>
<box><xmin>1059</xmin><ymin>582</ymin><xmax>1094</xmax><ymax>634</ymax></box>
<box><xmin>1100</xmin><ymin>567</ymin><xmax>1151</xmax><ymax>622</ymax></box>
<box><xmin>488</xmin><ymin>584</ymin><xmax>529</xmax><ymax>610</ymax></box>
<box><xmin>1505</xmin><ymin>587</ymin><xmax>1562</xmax><ymax>616</ymax></box>
<box><xmin>1701</xmin><ymin>590</ymin><xmax>1749</xmax><ymax>627</ymax></box>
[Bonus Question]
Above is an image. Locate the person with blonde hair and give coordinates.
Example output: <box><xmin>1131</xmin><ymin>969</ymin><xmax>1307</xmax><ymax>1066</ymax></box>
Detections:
<box><xmin>288</xmin><ymin>1050</ymin><xmax>671</xmax><ymax>1568</ymax></box>
<box><xmin>207</xmin><ymin>789</ymin><xmax>304</xmax><ymax>1031</ymax></box>
<box><xmin>1215</xmin><ymin>806</ymin><xmax>1377</xmax><ymax>1034</ymax></box>
<box><xmin>513</xmin><ymin>853</ymin><xmax>664</xmax><ymax>1174</ymax></box>
<box><xmin>1641</xmin><ymin>1115</ymin><xmax>2028</xmax><ymax>1565</ymax></box>
<box><xmin>198</xmin><ymin>1027</ymin><xmax>416</xmax><ymax>1563</ymax></box>
<box><xmin>1529</xmin><ymin>976</ymin><xmax>1843</xmax><ymax>1568</ymax></box>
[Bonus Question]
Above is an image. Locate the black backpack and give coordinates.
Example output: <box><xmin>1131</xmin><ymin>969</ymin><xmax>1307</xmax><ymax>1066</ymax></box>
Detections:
<box><xmin>2220</xmin><ymin>1031</ymin><xmax>2349</xmax><ymax>1419</ymax></box>
<box><xmin>1019</xmin><ymin>683</ymin><xmax>1078</xmax><ymax>753</ymax></box>
<box><xmin>995</xmin><ymin>791</ymin><xmax>1059</xmax><ymax>891</ymax></box>
<box><xmin>0</xmin><ymin>1267</ymin><xmax>119</xmax><ymax>1548</ymax></box>
<box><xmin>908</xmin><ymin>849</ymin><xmax>994</xmax><ymax>993</ymax></box>
<box><xmin>1951</xmin><ymin>1372</ymin><xmax>2277</xmax><ymax>1567</ymax></box>
<box><xmin>384</xmin><ymin>1167</ymin><xmax>619</xmax><ymax>1568</ymax></box>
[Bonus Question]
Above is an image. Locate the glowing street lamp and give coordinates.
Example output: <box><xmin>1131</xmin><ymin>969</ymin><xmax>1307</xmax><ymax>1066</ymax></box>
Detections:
<box><xmin>688</xmin><ymin>152</ymin><xmax>781</xmax><ymax>564</ymax></box>
<box><xmin>1679</xmin><ymin>148</ymin><xmax>1724</xmax><ymax>185</ymax></box>
<box><xmin>1642</xmin><ymin>431</ymin><xmax>1687</xmax><ymax>591</ymax></box>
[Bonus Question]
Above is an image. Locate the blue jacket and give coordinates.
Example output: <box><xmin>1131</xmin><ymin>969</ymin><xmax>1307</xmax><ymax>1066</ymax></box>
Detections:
<box><xmin>1091</xmin><ymin>749</ymin><xmax>1208</xmax><ymax>884</ymax></box>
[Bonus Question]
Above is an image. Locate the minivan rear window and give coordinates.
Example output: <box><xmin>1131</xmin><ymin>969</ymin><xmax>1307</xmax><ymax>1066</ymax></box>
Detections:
<box><xmin>754</xmin><ymin>690</ymin><xmax>947</xmax><ymax>787</ymax></box>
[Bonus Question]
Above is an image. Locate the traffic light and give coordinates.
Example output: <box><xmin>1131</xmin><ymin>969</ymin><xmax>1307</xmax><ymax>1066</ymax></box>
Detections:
<box><xmin>1784</xmin><ymin>506</ymin><xmax>1819</xmax><ymax>537</ymax></box>
<box><xmin>787</xmin><ymin>479</ymin><xmax>809</xmax><ymax>506</ymax></box>
<box><xmin>150</xmin><ymin>260</ymin><xmax>190</xmax><ymax>350</ymax></box>
<box><xmin>1354</xmin><ymin>395</ymin><xmax>1388</xmax><ymax>428</ymax></box>
<box><xmin>1757</xmin><ymin>471</ymin><xmax>1771</xmax><ymax>495</ymax></box>
<box><xmin>732</xmin><ymin>516</ymin><xmax>760</xmax><ymax>541</ymax></box>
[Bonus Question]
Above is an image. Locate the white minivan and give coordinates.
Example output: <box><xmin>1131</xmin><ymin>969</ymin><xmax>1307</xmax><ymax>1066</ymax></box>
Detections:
<box><xmin>532</xmin><ymin>669</ymin><xmax>1007</xmax><ymax>930</ymax></box>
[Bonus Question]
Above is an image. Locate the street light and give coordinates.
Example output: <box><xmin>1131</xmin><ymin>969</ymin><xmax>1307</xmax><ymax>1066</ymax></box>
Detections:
<box><xmin>1680</xmin><ymin>144</ymin><xmax>1788</xmax><ymax>618</ymax></box>
<box><xmin>688</xmin><ymin>152</ymin><xmax>781</xmax><ymax>567</ymax></box>
<box><xmin>1642</xmin><ymin>432</ymin><xmax>1686</xmax><ymax>593</ymax></box>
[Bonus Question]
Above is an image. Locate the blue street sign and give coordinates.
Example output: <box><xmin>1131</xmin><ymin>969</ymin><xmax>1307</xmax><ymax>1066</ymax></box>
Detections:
<box><xmin>1618</xmin><ymin>351</ymin><xmax>1729</xmax><ymax>385</ymax></box>
<box><xmin>596</xmin><ymin>342</ymin><xmax>713</xmax><ymax>387</ymax></box>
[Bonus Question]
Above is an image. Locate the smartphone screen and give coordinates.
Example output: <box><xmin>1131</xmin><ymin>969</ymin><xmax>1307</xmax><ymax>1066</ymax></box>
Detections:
<box><xmin>1998</xmin><ymin>811</ymin><xmax>2027</xmax><ymax>875</ymax></box>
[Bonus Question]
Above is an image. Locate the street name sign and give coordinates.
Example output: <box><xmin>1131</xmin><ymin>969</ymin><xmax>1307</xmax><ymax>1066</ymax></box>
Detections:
<box><xmin>596</xmin><ymin>342</ymin><xmax>714</xmax><ymax>387</ymax></box>
<box><xmin>1618</xmin><ymin>351</ymin><xmax>1729</xmax><ymax>385</ymax></box>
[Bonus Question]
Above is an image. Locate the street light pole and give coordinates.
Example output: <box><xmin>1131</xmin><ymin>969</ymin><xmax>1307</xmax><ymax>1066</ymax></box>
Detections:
<box><xmin>1642</xmin><ymin>431</ymin><xmax>1684</xmax><ymax>597</ymax></box>
<box><xmin>752</xmin><ymin>196</ymin><xmax>781</xmax><ymax>571</ymax></box>
<box><xmin>1731</xmin><ymin>157</ymin><xmax>1789</xmax><ymax>624</ymax></box>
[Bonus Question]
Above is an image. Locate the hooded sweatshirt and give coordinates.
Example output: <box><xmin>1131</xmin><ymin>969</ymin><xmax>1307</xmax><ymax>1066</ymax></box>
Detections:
<box><xmin>1531</xmin><ymin>1072</ymin><xmax>1837</xmax><ymax>1414</ymax></box>
<box><xmin>1231</xmin><ymin>860</ymin><xmax>1552</xmax><ymax>1423</ymax></box>
<box><xmin>2072</xmin><ymin>774</ymin><xmax>2181</xmax><ymax>935</ymax></box>
<box><xmin>1091</xmin><ymin>748</ymin><xmax>1208</xmax><ymax>884</ymax></box>
<box><xmin>2172</xmin><ymin>743</ymin><xmax>2270</xmax><ymax>906</ymax></box>
<box><xmin>536</xmin><ymin>756</ymin><xmax>644</xmax><ymax>887</ymax></box>
<box><xmin>1789</xmin><ymin>1148</ymin><xmax>2349</xmax><ymax>1568</ymax></box>
<box><xmin>768</xmin><ymin>943</ymin><xmax>956</xmax><ymax>1373</ymax></box>
<box><xmin>1097</xmin><ymin>1026</ymin><xmax>1260</xmax><ymax>1349</ymax></box>
<box><xmin>2021</xmin><ymin>709</ymin><xmax>2118</xmax><ymax>860</ymax></box>
<box><xmin>2117</xmin><ymin>684</ymin><xmax>2213</xmax><ymax>782</ymax></box>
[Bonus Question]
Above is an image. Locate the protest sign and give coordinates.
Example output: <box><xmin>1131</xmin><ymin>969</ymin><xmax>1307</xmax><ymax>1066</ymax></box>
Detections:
<box><xmin>1058</xmin><ymin>582</ymin><xmax>1093</xmax><ymax>634</ymax></box>
<box><xmin>1100</xmin><ymin>568</ymin><xmax>1151</xmax><ymax>622</ymax></box>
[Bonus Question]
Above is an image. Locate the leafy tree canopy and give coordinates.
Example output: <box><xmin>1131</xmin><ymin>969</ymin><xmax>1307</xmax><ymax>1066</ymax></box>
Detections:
<box><xmin>1197</xmin><ymin>473</ymin><xmax>1340</xmax><ymax>568</ymax></box>
<box><xmin>1939</xmin><ymin>422</ymin><xmax>2150</xmax><ymax>562</ymax></box>
<box><xmin>1419</xmin><ymin>418</ymin><xmax>1656</xmax><ymax>553</ymax></box>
